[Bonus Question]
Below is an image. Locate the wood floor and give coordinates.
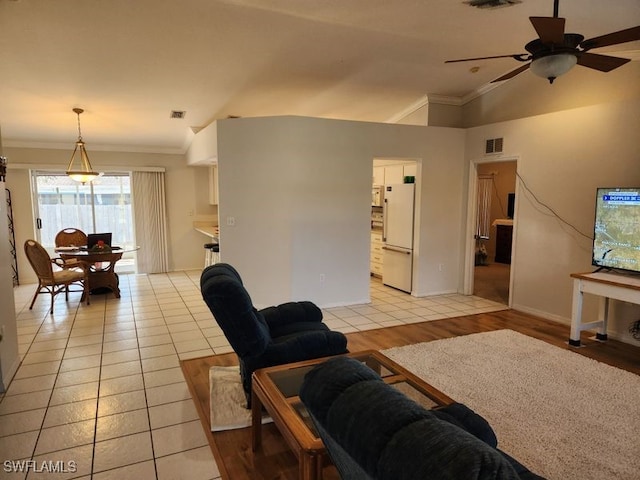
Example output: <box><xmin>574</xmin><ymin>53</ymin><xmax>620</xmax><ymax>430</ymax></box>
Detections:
<box><xmin>180</xmin><ymin>310</ymin><xmax>640</xmax><ymax>480</ymax></box>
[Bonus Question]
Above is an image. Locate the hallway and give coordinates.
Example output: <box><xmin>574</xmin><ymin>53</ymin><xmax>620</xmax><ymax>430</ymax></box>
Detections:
<box><xmin>474</xmin><ymin>262</ymin><xmax>510</xmax><ymax>305</ymax></box>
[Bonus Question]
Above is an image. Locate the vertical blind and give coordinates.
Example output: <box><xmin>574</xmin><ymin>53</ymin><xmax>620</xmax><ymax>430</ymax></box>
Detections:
<box><xmin>476</xmin><ymin>175</ymin><xmax>493</xmax><ymax>240</ymax></box>
<box><xmin>132</xmin><ymin>171</ymin><xmax>169</xmax><ymax>273</ymax></box>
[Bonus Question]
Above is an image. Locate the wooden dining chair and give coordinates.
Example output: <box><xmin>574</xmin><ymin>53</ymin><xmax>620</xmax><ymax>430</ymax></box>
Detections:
<box><xmin>24</xmin><ymin>239</ymin><xmax>90</xmax><ymax>314</ymax></box>
<box><xmin>55</xmin><ymin>228</ymin><xmax>88</xmax><ymax>248</ymax></box>
<box><xmin>55</xmin><ymin>228</ymin><xmax>88</xmax><ymax>270</ymax></box>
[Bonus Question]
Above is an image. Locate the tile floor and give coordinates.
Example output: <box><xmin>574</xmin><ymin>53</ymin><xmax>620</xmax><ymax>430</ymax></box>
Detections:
<box><xmin>1</xmin><ymin>271</ymin><xmax>506</xmax><ymax>479</ymax></box>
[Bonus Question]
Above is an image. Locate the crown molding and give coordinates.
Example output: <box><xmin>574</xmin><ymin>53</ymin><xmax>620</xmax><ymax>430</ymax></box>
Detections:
<box><xmin>425</xmin><ymin>94</ymin><xmax>463</xmax><ymax>106</ymax></box>
<box><xmin>386</xmin><ymin>85</ymin><xmax>498</xmax><ymax>124</ymax></box>
<box><xmin>8</xmin><ymin>163</ymin><xmax>165</xmax><ymax>172</ymax></box>
<box><xmin>3</xmin><ymin>140</ymin><xmax>185</xmax><ymax>155</ymax></box>
<box><xmin>384</xmin><ymin>94</ymin><xmax>430</xmax><ymax>123</ymax></box>
<box><xmin>460</xmin><ymin>82</ymin><xmax>503</xmax><ymax>105</ymax></box>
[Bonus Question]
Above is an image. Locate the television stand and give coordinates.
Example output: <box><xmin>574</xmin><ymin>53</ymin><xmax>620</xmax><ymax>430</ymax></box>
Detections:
<box><xmin>592</xmin><ymin>266</ymin><xmax>613</xmax><ymax>273</ymax></box>
<box><xmin>569</xmin><ymin>272</ymin><xmax>640</xmax><ymax>347</ymax></box>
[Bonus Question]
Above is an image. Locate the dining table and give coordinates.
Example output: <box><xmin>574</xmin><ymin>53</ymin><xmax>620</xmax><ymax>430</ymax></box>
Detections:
<box><xmin>56</xmin><ymin>246</ymin><xmax>138</xmax><ymax>298</ymax></box>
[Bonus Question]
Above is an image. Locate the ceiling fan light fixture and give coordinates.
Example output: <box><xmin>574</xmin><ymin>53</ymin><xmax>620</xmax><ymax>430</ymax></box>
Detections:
<box><xmin>530</xmin><ymin>53</ymin><xmax>577</xmax><ymax>83</ymax></box>
<box><xmin>66</xmin><ymin>108</ymin><xmax>101</xmax><ymax>184</ymax></box>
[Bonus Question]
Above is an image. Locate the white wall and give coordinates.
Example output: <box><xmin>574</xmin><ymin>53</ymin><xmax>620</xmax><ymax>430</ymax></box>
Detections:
<box><xmin>393</xmin><ymin>100</ymin><xmax>464</xmax><ymax>128</ymax></box>
<box><xmin>214</xmin><ymin>116</ymin><xmax>466</xmax><ymax>308</ymax></box>
<box><xmin>0</xmin><ymin>185</ymin><xmax>19</xmax><ymax>391</ymax></box>
<box><xmin>427</xmin><ymin>102</ymin><xmax>464</xmax><ymax>128</ymax></box>
<box><xmin>466</xmin><ymin>98</ymin><xmax>640</xmax><ymax>343</ymax></box>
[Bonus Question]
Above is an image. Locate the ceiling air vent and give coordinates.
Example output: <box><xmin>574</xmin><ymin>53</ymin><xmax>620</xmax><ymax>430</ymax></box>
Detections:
<box><xmin>170</xmin><ymin>110</ymin><xmax>186</xmax><ymax>119</ymax></box>
<box><xmin>485</xmin><ymin>137</ymin><xmax>504</xmax><ymax>154</ymax></box>
<box><xmin>465</xmin><ymin>0</ymin><xmax>522</xmax><ymax>9</ymax></box>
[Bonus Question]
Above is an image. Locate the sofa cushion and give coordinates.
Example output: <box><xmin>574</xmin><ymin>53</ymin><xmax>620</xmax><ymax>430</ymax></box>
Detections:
<box><xmin>432</xmin><ymin>403</ymin><xmax>498</xmax><ymax>448</ymax></box>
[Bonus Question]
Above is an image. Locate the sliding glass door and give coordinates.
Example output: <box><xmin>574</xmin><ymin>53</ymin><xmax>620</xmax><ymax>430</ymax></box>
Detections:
<box><xmin>32</xmin><ymin>172</ymin><xmax>137</xmax><ymax>272</ymax></box>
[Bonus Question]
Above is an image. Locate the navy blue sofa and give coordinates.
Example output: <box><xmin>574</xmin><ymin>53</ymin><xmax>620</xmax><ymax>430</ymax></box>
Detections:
<box><xmin>200</xmin><ymin>263</ymin><xmax>348</xmax><ymax>406</ymax></box>
<box><xmin>300</xmin><ymin>356</ymin><xmax>545</xmax><ymax>480</ymax></box>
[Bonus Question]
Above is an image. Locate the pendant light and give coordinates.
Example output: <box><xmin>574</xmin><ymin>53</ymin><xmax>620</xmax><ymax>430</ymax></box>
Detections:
<box><xmin>0</xmin><ymin>124</ymin><xmax>7</xmax><ymax>182</ymax></box>
<box><xmin>66</xmin><ymin>108</ymin><xmax>100</xmax><ymax>184</ymax></box>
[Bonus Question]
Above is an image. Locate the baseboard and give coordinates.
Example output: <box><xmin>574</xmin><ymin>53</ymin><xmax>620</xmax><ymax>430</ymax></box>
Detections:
<box><xmin>512</xmin><ymin>303</ymin><xmax>639</xmax><ymax>346</ymax></box>
<box><xmin>413</xmin><ymin>288</ymin><xmax>459</xmax><ymax>297</ymax></box>
<box><xmin>511</xmin><ymin>303</ymin><xmax>570</xmax><ymax>326</ymax></box>
<box><xmin>0</xmin><ymin>356</ymin><xmax>21</xmax><ymax>393</ymax></box>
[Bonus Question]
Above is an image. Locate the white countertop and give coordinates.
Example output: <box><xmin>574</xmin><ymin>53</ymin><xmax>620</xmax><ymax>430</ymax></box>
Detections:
<box><xmin>194</xmin><ymin>224</ymin><xmax>219</xmax><ymax>239</ymax></box>
<box><xmin>492</xmin><ymin>219</ymin><xmax>514</xmax><ymax>227</ymax></box>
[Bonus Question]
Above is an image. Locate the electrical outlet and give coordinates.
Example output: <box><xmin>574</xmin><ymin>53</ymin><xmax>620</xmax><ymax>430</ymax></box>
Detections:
<box><xmin>226</xmin><ymin>216</ymin><xmax>235</xmax><ymax>226</ymax></box>
<box><xmin>319</xmin><ymin>274</ymin><xmax>326</xmax><ymax>284</ymax></box>
<box><xmin>438</xmin><ymin>263</ymin><xmax>444</xmax><ymax>272</ymax></box>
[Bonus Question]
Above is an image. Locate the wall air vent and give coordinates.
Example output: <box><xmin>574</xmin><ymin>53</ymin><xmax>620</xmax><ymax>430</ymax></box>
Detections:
<box><xmin>485</xmin><ymin>137</ymin><xmax>504</xmax><ymax>154</ymax></box>
<box><xmin>170</xmin><ymin>110</ymin><xmax>186</xmax><ymax>119</ymax></box>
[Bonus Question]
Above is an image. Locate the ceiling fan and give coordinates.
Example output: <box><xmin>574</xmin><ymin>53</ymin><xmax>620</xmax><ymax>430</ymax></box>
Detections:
<box><xmin>446</xmin><ymin>0</ymin><xmax>640</xmax><ymax>83</ymax></box>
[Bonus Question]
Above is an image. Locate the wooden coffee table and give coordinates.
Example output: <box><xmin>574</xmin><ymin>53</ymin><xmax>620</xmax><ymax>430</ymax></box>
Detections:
<box><xmin>251</xmin><ymin>350</ymin><xmax>455</xmax><ymax>480</ymax></box>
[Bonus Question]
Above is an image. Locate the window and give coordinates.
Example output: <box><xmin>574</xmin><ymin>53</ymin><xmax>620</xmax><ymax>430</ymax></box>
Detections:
<box><xmin>32</xmin><ymin>172</ymin><xmax>136</xmax><ymax>272</ymax></box>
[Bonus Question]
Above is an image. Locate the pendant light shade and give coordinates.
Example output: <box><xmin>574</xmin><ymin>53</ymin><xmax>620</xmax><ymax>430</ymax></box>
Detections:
<box><xmin>66</xmin><ymin>108</ymin><xmax>100</xmax><ymax>184</ymax></box>
<box><xmin>530</xmin><ymin>53</ymin><xmax>577</xmax><ymax>84</ymax></box>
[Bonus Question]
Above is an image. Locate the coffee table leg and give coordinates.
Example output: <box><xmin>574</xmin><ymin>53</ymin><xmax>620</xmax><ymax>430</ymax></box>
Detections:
<box><xmin>299</xmin><ymin>452</ymin><xmax>319</xmax><ymax>480</ymax></box>
<box><xmin>251</xmin><ymin>387</ymin><xmax>262</xmax><ymax>452</ymax></box>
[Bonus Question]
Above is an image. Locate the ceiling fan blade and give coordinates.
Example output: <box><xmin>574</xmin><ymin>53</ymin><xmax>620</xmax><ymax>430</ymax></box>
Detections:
<box><xmin>491</xmin><ymin>63</ymin><xmax>531</xmax><ymax>83</ymax></box>
<box><xmin>580</xmin><ymin>26</ymin><xmax>640</xmax><ymax>51</ymax></box>
<box><xmin>577</xmin><ymin>52</ymin><xmax>631</xmax><ymax>72</ymax></box>
<box><xmin>445</xmin><ymin>53</ymin><xmax>528</xmax><ymax>63</ymax></box>
<box><xmin>530</xmin><ymin>16</ymin><xmax>566</xmax><ymax>44</ymax></box>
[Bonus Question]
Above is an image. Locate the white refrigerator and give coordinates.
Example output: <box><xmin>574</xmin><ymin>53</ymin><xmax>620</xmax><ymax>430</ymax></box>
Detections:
<box><xmin>382</xmin><ymin>183</ymin><xmax>415</xmax><ymax>293</ymax></box>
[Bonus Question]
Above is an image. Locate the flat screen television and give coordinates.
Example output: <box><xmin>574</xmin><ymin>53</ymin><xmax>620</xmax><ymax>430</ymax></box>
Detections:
<box><xmin>591</xmin><ymin>187</ymin><xmax>640</xmax><ymax>273</ymax></box>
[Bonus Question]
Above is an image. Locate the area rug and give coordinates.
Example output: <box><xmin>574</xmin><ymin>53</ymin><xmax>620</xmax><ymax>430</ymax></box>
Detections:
<box><xmin>382</xmin><ymin>330</ymin><xmax>640</xmax><ymax>480</ymax></box>
<box><xmin>209</xmin><ymin>366</ymin><xmax>272</xmax><ymax>431</ymax></box>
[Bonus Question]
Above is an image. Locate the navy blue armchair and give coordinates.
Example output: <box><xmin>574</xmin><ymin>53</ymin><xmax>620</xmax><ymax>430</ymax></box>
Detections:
<box><xmin>200</xmin><ymin>263</ymin><xmax>348</xmax><ymax>406</ymax></box>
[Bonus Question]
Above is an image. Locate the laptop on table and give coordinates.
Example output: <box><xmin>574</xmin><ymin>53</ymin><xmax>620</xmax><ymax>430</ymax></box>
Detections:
<box><xmin>85</xmin><ymin>233</ymin><xmax>120</xmax><ymax>250</ymax></box>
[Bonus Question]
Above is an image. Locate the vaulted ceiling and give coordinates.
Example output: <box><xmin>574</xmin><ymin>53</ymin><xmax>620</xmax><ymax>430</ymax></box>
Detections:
<box><xmin>1</xmin><ymin>0</ymin><xmax>639</xmax><ymax>153</ymax></box>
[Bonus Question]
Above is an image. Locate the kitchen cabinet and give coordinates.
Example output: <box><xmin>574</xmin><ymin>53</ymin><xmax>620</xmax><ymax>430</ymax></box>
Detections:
<box><xmin>384</xmin><ymin>165</ymin><xmax>405</xmax><ymax>184</ymax></box>
<box><xmin>374</xmin><ymin>164</ymin><xmax>417</xmax><ymax>185</ymax></box>
<box><xmin>208</xmin><ymin>165</ymin><xmax>219</xmax><ymax>205</ymax></box>
<box><xmin>373</xmin><ymin>166</ymin><xmax>385</xmax><ymax>186</ymax></box>
<box><xmin>370</xmin><ymin>231</ymin><xmax>384</xmax><ymax>277</ymax></box>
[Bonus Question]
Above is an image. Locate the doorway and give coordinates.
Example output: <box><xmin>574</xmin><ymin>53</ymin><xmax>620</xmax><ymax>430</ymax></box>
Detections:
<box><xmin>371</xmin><ymin>158</ymin><xmax>418</xmax><ymax>294</ymax></box>
<box><xmin>467</xmin><ymin>159</ymin><xmax>517</xmax><ymax>305</ymax></box>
